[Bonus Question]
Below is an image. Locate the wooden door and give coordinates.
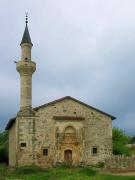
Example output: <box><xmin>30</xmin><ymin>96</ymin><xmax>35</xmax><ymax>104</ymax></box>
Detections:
<box><xmin>64</xmin><ymin>149</ymin><xmax>72</xmax><ymax>163</ymax></box>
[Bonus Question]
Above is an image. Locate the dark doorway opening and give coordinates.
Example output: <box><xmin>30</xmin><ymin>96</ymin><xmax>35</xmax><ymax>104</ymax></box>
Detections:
<box><xmin>64</xmin><ymin>149</ymin><xmax>72</xmax><ymax>163</ymax></box>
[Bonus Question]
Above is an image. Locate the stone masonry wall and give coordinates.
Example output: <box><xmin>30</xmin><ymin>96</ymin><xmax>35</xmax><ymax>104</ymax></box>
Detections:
<box><xmin>9</xmin><ymin>123</ymin><xmax>17</xmax><ymax>166</ymax></box>
<box><xmin>84</xmin><ymin>110</ymin><xmax>112</xmax><ymax>164</ymax></box>
<box><xmin>105</xmin><ymin>155</ymin><xmax>135</xmax><ymax>172</ymax></box>
<box><xmin>33</xmin><ymin>98</ymin><xmax>112</xmax><ymax>167</ymax></box>
<box><xmin>16</xmin><ymin>114</ymin><xmax>36</xmax><ymax>166</ymax></box>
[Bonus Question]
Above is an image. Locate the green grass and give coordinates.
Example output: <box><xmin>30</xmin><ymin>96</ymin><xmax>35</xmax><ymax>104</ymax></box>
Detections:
<box><xmin>0</xmin><ymin>164</ymin><xmax>135</xmax><ymax>180</ymax></box>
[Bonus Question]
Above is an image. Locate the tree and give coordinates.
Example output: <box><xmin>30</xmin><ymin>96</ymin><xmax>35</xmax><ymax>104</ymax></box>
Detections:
<box><xmin>112</xmin><ymin>127</ymin><xmax>131</xmax><ymax>156</ymax></box>
<box><xmin>0</xmin><ymin>131</ymin><xmax>8</xmax><ymax>164</ymax></box>
<box><xmin>130</xmin><ymin>136</ymin><xmax>135</xmax><ymax>144</ymax></box>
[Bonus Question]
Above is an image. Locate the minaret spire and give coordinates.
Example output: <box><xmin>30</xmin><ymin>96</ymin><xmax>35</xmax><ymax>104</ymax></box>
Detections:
<box><xmin>20</xmin><ymin>13</ymin><xmax>32</xmax><ymax>46</ymax></box>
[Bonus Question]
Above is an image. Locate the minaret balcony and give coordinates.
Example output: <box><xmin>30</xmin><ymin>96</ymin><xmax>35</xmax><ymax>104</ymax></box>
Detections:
<box><xmin>16</xmin><ymin>60</ymin><xmax>36</xmax><ymax>75</ymax></box>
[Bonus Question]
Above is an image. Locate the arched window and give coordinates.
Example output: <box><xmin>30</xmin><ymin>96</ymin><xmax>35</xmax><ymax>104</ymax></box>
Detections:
<box><xmin>60</xmin><ymin>126</ymin><xmax>77</xmax><ymax>143</ymax></box>
<box><xmin>64</xmin><ymin>126</ymin><xmax>76</xmax><ymax>135</ymax></box>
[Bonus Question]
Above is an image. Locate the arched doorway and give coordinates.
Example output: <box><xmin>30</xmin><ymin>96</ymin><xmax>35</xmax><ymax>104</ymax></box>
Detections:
<box><xmin>64</xmin><ymin>149</ymin><xmax>72</xmax><ymax>163</ymax></box>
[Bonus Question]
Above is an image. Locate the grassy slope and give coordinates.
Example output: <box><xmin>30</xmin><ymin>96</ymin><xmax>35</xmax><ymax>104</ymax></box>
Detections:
<box><xmin>0</xmin><ymin>165</ymin><xmax>135</xmax><ymax>180</ymax></box>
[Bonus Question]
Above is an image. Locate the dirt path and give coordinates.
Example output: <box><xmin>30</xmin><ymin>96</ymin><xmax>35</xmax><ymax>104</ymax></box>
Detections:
<box><xmin>112</xmin><ymin>172</ymin><xmax>135</xmax><ymax>176</ymax></box>
<box><xmin>101</xmin><ymin>170</ymin><xmax>135</xmax><ymax>176</ymax></box>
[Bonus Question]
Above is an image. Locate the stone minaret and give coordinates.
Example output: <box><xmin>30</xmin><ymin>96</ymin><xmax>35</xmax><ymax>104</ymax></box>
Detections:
<box><xmin>16</xmin><ymin>15</ymin><xmax>36</xmax><ymax>113</ymax></box>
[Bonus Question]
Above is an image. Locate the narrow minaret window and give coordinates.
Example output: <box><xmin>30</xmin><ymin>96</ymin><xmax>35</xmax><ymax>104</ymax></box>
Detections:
<box><xmin>16</xmin><ymin>15</ymin><xmax>36</xmax><ymax>111</ymax></box>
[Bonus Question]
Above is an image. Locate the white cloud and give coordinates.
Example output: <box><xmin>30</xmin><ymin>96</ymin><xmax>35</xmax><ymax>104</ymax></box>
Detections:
<box><xmin>0</xmin><ymin>0</ymin><xmax>135</xmax><ymax>133</ymax></box>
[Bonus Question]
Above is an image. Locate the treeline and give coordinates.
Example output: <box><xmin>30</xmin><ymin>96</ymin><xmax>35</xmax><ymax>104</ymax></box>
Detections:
<box><xmin>0</xmin><ymin>131</ymin><xmax>8</xmax><ymax>164</ymax></box>
<box><xmin>113</xmin><ymin>128</ymin><xmax>135</xmax><ymax>156</ymax></box>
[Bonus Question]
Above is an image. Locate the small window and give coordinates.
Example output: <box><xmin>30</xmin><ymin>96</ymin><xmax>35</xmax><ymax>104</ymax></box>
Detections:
<box><xmin>43</xmin><ymin>148</ymin><xmax>48</xmax><ymax>156</ymax></box>
<box><xmin>20</xmin><ymin>143</ymin><xmax>26</xmax><ymax>147</ymax></box>
<box><xmin>56</xmin><ymin>132</ymin><xmax>60</xmax><ymax>138</ymax></box>
<box><xmin>92</xmin><ymin>147</ymin><xmax>97</xmax><ymax>155</ymax></box>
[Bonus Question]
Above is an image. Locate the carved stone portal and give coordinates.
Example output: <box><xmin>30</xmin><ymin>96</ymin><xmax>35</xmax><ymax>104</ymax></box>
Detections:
<box><xmin>57</xmin><ymin>126</ymin><xmax>80</xmax><ymax>165</ymax></box>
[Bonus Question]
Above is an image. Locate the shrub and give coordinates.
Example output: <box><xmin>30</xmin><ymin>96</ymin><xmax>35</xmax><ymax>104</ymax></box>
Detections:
<box><xmin>0</xmin><ymin>163</ymin><xmax>8</xmax><ymax>177</ymax></box>
<box><xmin>96</xmin><ymin>162</ymin><xmax>105</xmax><ymax>168</ymax></box>
<box><xmin>15</xmin><ymin>166</ymin><xmax>46</xmax><ymax>174</ymax></box>
<box><xmin>80</xmin><ymin>167</ymin><xmax>97</xmax><ymax>176</ymax></box>
<box><xmin>56</xmin><ymin>162</ymin><xmax>73</xmax><ymax>169</ymax></box>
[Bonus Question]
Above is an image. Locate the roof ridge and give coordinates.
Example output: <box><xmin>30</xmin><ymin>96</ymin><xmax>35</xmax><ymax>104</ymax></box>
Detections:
<box><xmin>5</xmin><ymin>96</ymin><xmax>116</xmax><ymax>130</ymax></box>
<box><xmin>34</xmin><ymin>96</ymin><xmax>116</xmax><ymax>120</ymax></box>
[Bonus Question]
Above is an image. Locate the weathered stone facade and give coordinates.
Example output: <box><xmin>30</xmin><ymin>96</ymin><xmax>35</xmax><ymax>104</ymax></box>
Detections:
<box><xmin>6</xmin><ymin>18</ymin><xmax>115</xmax><ymax>167</ymax></box>
<box><xmin>7</xmin><ymin>96</ymin><xmax>115</xmax><ymax>167</ymax></box>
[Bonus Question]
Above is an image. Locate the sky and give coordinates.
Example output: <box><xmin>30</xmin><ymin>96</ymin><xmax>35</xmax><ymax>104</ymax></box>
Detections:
<box><xmin>0</xmin><ymin>0</ymin><xmax>135</xmax><ymax>134</ymax></box>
